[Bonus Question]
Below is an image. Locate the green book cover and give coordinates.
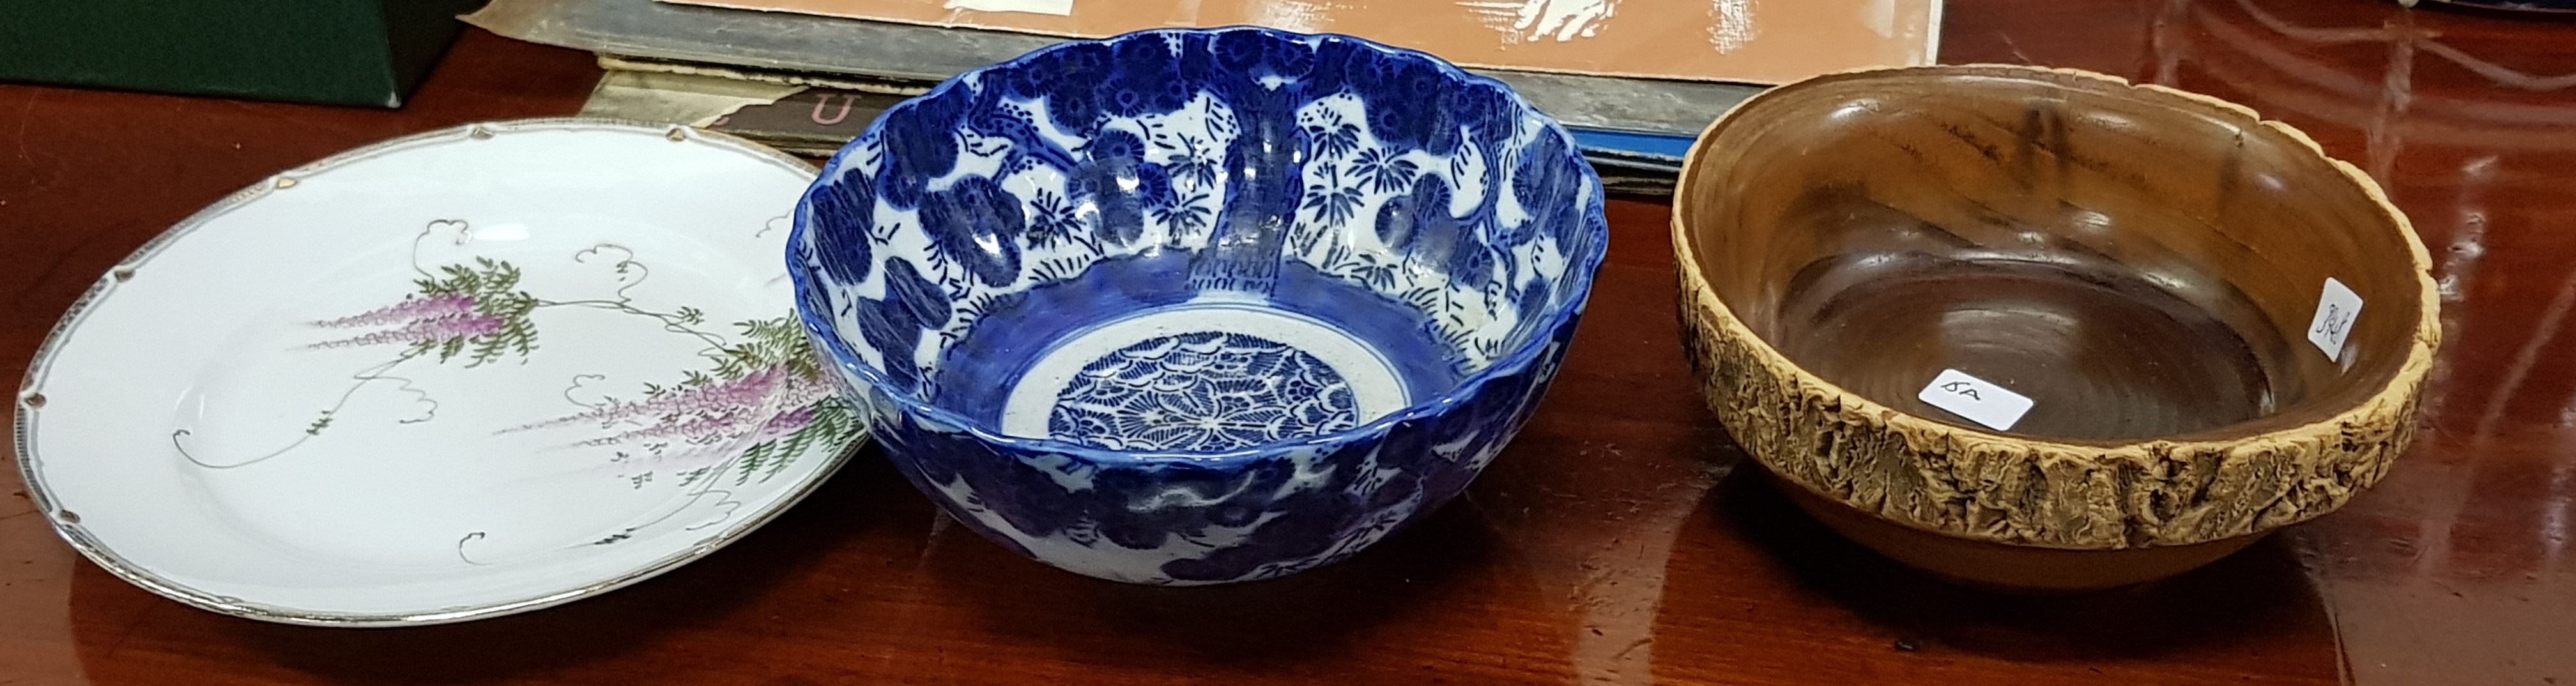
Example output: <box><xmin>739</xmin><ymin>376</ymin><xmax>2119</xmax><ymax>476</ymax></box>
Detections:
<box><xmin>0</xmin><ymin>0</ymin><xmax>486</xmax><ymax>107</ymax></box>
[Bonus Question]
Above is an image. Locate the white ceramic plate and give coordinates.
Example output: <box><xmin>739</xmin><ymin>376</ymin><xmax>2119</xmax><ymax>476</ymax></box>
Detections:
<box><xmin>12</xmin><ymin>119</ymin><xmax>864</xmax><ymax>626</ymax></box>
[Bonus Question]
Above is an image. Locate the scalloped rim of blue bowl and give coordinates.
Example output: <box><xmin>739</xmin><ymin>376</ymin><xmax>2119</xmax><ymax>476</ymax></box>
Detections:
<box><xmin>787</xmin><ymin>26</ymin><xmax>1609</xmax><ymax>466</ymax></box>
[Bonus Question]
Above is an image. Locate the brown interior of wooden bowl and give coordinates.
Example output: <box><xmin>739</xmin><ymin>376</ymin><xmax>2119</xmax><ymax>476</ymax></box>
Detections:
<box><xmin>1678</xmin><ymin>66</ymin><xmax>2425</xmax><ymax>443</ymax></box>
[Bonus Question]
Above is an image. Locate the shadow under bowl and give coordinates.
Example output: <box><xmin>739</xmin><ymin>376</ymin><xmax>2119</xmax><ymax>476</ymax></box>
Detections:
<box><xmin>1673</xmin><ymin>65</ymin><xmax>2439</xmax><ymax>591</ymax></box>
<box><xmin>790</xmin><ymin>27</ymin><xmax>1608</xmax><ymax>585</ymax></box>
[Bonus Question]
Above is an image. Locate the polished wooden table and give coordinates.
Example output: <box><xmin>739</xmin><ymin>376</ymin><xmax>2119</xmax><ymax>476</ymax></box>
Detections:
<box><xmin>4</xmin><ymin>1</ymin><xmax>2570</xmax><ymax>683</ymax></box>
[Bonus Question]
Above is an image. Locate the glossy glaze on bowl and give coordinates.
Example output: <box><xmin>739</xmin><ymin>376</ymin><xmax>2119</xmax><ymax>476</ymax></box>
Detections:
<box><xmin>1672</xmin><ymin>65</ymin><xmax>2439</xmax><ymax>586</ymax></box>
<box><xmin>791</xmin><ymin>27</ymin><xmax>1607</xmax><ymax>584</ymax></box>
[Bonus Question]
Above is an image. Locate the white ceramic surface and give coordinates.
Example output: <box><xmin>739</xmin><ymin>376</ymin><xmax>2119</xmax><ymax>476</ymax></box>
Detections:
<box><xmin>12</xmin><ymin>119</ymin><xmax>864</xmax><ymax>625</ymax></box>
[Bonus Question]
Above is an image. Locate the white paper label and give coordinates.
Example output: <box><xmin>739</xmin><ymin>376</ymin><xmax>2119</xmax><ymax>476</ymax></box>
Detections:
<box><xmin>944</xmin><ymin>0</ymin><xmax>1073</xmax><ymax>15</ymax></box>
<box><xmin>2306</xmin><ymin>277</ymin><xmax>2364</xmax><ymax>362</ymax></box>
<box><xmin>1917</xmin><ymin>369</ymin><xmax>2034</xmax><ymax>431</ymax></box>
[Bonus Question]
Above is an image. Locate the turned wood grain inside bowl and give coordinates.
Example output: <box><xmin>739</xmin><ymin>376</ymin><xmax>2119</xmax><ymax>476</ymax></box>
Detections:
<box><xmin>1671</xmin><ymin>65</ymin><xmax>2439</xmax><ymax>589</ymax></box>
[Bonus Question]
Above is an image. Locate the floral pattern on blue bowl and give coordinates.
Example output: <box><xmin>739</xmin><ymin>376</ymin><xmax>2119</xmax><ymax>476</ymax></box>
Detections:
<box><xmin>787</xmin><ymin>27</ymin><xmax>1608</xmax><ymax>585</ymax></box>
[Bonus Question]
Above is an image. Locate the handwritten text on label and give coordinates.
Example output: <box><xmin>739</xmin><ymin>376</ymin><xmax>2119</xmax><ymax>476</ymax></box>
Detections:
<box><xmin>2306</xmin><ymin>277</ymin><xmax>2364</xmax><ymax>362</ymax></box>
<box><xmin>1917</xmin><ymin>369</ymin><xmax>2035</xmax><ymax>431</ymax></box>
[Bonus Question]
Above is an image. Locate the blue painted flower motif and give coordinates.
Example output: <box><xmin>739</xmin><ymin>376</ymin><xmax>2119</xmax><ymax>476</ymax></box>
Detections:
<box><xmin>1136</xmin><ymin>164</ymin><xmax>1176</xmax><ymax>211</ymax></box>
<box><xmin>1211</xmin><ymin>30</ymin><xmax>1269</xmax><ymax>76</ymax></box>
<box><xmin>1512</xmin><ymin>130</ymin><xmax>1568</xmax><ymax>213</ymax></box>
<box><xmin>1046</xmin><ymin>332</ymin><xmax>1359</xmax><ymax>452</ymax></box>
<box><xmin>1356</xmin><ymin>59</ymin><xmax>1460</xmax><ymax>157</ymax></box>
<box><xmin>1446</xmin><ymin>235</ymin><xmax>1496</xmax><ymax>293</ymax></box>
<box><xmin>1505</xmin><ymin>129</ymin><xmax>1579</xmax><ymax>247</ymax></box>
<box><xmin>919</xmin><ymin>176</ymin><xmax>1027</xmax><ymax>287</ymax></box>
<box><xmin>1083</xmin><ymin>129</ymin><xmax>1149</xmax><ymax>164</ymax></box>
<box><xmin>1041</xmin><ymin>43</ymin><xmax>1115</xmax><ymax>133</ymax></box>
<box><xmin>1108</xmin><ymin>36</ymin><xmax>1188</xmax><ymax>117</ymax></box>
<box><xmin>1265</xmin><ymin>38</ymin><xmax>1317</xmax><ymax>82</ymax></box>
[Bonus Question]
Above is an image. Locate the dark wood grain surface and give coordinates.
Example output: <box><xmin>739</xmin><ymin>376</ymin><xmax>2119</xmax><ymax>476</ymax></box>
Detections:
<box><xmin>4</xmin><ymin>1</ymin><xmax>2572</xmax><ymax>683</ymax></box>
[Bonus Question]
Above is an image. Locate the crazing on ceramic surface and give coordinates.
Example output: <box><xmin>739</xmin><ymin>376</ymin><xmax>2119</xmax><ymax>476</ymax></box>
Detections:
<box><xmin>791</xmin><ymin>27</ymin><xmax>1607</xmax><ymax>584</ymax></box>
<box><xmin>15</xmin><ymin>120</ymin><xmax>862</xmax><ymax>625</ymax></box>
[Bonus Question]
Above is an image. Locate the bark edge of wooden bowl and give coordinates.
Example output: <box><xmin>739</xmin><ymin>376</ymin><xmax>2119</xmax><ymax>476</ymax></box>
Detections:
<box><xmin>1671</xmin><ymin>65</ymin><xmax>2440</xmax><ymax>591</ymax></box>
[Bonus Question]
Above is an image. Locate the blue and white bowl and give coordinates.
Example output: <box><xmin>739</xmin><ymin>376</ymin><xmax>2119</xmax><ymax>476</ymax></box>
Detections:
<box><xmin>788</xmin><ymin>27</ymin><xmax>1607</xmax><ymax>585</ymax></box>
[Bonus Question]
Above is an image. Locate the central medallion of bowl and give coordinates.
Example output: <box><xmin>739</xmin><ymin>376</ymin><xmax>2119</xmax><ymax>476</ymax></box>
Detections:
<box><xmin>789</xmin><ymin>27</ymin><xmax>1606</xmax><ymax>584</ymax></box>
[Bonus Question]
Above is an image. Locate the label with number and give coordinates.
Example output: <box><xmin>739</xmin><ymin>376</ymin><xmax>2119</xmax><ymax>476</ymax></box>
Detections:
<box><xmin>1916</xmin><ymin>369</ymin><xmax>2034</xmax><ymax>431</ymax></box>
<box><xmin>2306</xmin><ymin>277</ymin><xmax>2364</xmax><ymax>362</ymax></box>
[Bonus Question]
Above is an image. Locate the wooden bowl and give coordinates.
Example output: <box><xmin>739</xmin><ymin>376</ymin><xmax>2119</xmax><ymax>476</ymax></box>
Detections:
<box><xmin>1671</xmin><ymin>65</ymin><xmax>2439</xmax><ymax>592</ymax></box>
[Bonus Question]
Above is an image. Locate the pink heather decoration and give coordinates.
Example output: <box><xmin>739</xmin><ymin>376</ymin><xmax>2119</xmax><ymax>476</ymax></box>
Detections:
<box><xmin>511</xmin><ymin>366</ymin><xmax>789</xmax><ymax>434</ymax></box>
<box><xmin>294</xmin><ymin>252</ymin><xmax>851</xmax><ymax>490</ymax></box>
<box><xmin>310</xmin><ymin>311</ymin><xmax>503</xmax><ymax>350</ymax></box>
<box><xmin>514</xmin><ymin>364</ymin><xmax>832</xmax><ymax>452</ymax></box>
<box><xmin>759</xmin><ymin>405</ymin><xmax>820</xmax><ymax>436</ymax></box>
<box><xmin>312</xmin><ymin>293</ymin><xmax>477</xmax><ymax>329</ymax></box>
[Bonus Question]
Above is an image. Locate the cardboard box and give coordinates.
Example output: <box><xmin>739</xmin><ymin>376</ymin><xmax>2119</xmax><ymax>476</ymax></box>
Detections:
<box><xmin>655</xmin><ymin>0</ymin><xmax>1942</xmax><ymax>84</ymax></box>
